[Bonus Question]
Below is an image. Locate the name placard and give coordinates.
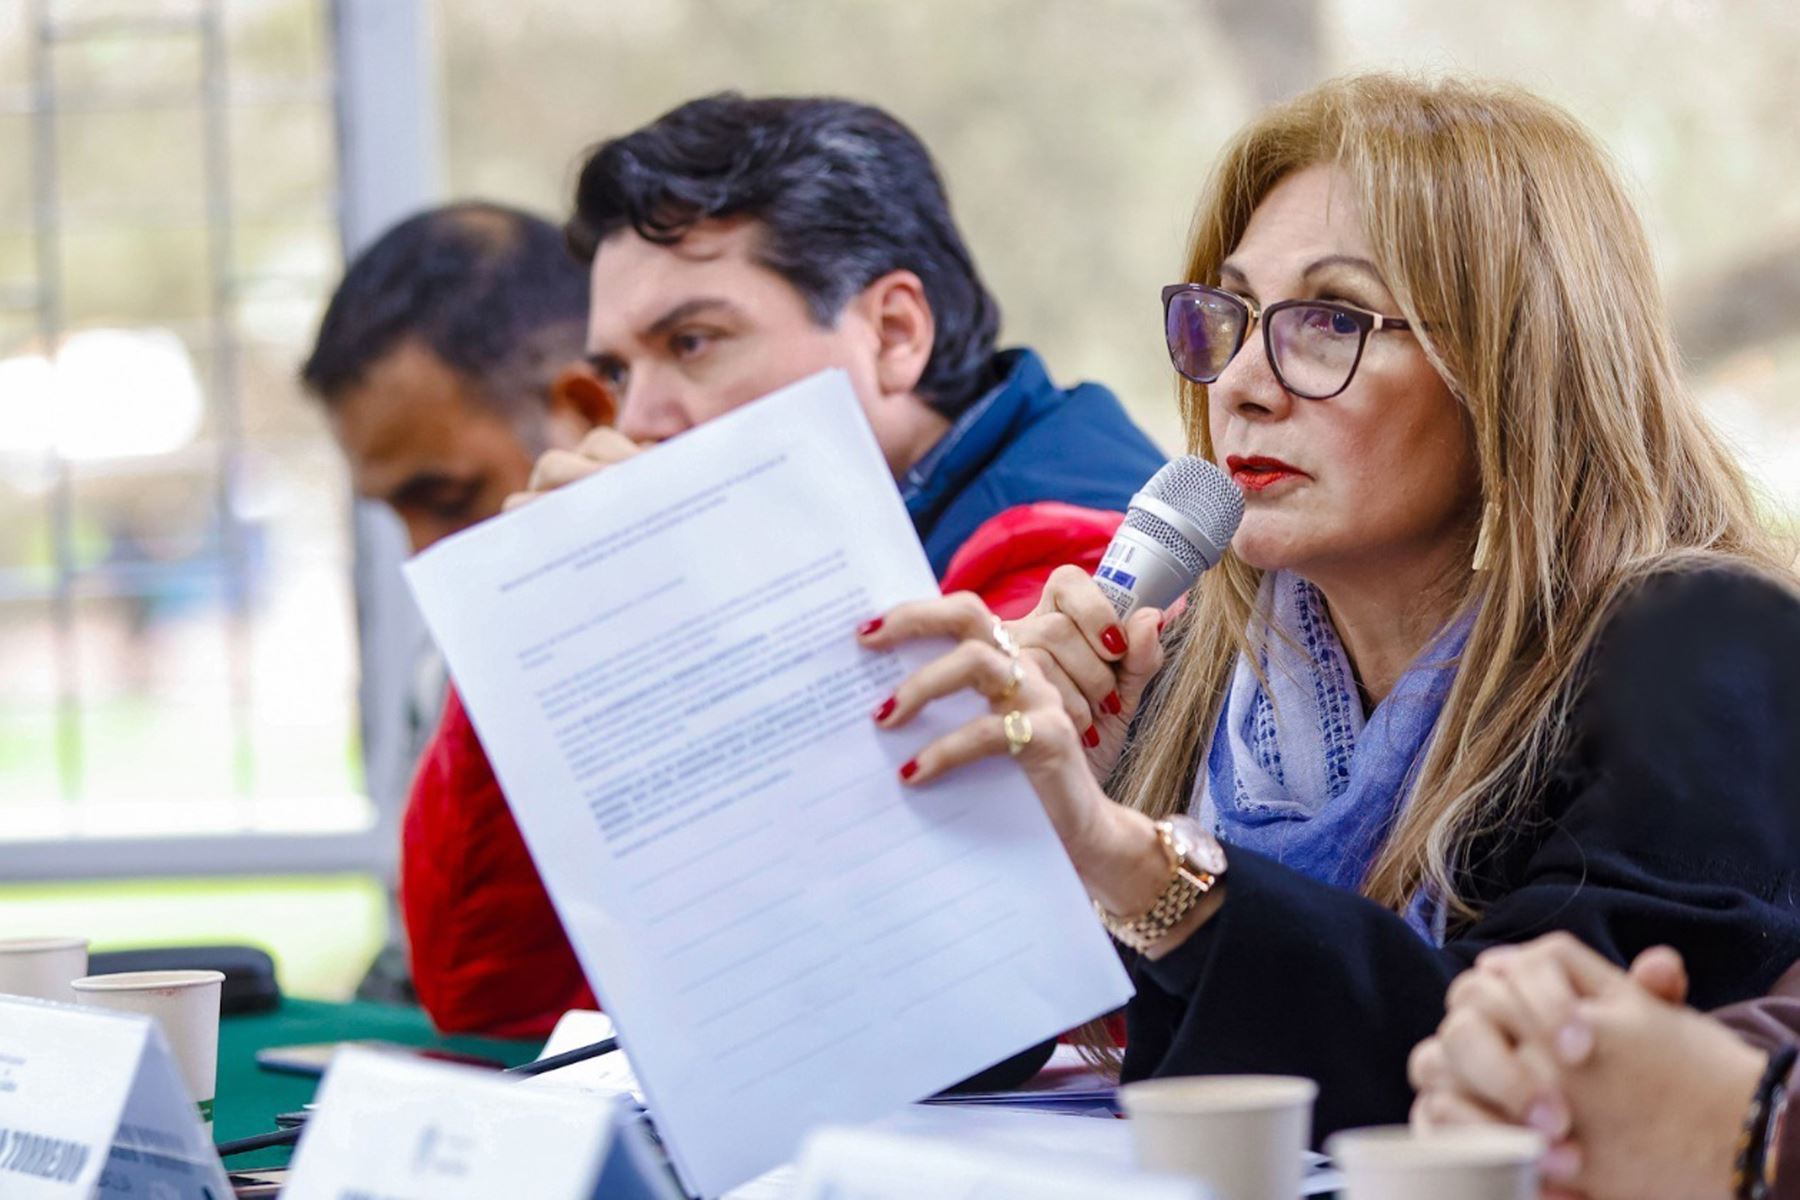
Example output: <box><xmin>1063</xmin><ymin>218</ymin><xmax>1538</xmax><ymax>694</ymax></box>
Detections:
<box><xmin>283</xmin><ymin>1045</ymin><xmax>679</xmax><ymax>1200</ymax></box>
<box><xmin>0</xmin><ymin>996</ymin><xmax>232</xmax><ymax>1199</ymax></box>
<box><xmin>793</xmin><ymin>1121</ymin><xmax>1209</xmax><ymax>1200</ymax></box>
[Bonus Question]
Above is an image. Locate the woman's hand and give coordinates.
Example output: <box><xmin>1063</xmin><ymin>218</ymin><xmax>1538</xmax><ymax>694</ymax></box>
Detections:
<box><xmin>857</xmin><ymin>590</ymin><xmax>1174</xmax><ymax>922</ymax></box>
<box><xmin>503</xmin><ymin>428</ymin><xmax>643</xmax><ymax>511</ymax></box>
<box><xmin>1008</xmin><ymin>565</ymin><xmax>1167</xmax><ymax>779</ymax></box>
<box><xmin>1410</xmin><ymin>933</ymin><xmax>1766</xmax><ymax>1200</ymax></box>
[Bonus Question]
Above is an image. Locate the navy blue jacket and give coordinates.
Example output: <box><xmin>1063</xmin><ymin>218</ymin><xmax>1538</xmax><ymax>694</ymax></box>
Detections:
<box><xmin>902</xmin><ymin>348</ymin><xmax>1166</xmax><ymax>575</ymax></box>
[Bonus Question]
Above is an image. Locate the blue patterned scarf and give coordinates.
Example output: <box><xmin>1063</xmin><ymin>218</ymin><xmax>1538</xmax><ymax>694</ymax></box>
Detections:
<box><xmin>1195</xmin><ymin>571</ymin><xmax>1474</xmax><ymax>942</ymax></box>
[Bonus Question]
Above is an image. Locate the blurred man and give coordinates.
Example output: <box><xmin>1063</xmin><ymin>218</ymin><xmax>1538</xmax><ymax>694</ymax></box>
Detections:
<box><xmin>406</xmin><ymin>95</ymin><xmax>1166</xmax><ymax>1037</ymax></box>
<box><xmin>302</xmin><ymin>201</ymin><xmax>611</xmax><ymax>555</ymax></box>
<box><xmin>301</xmin><ymin>202</ymin><xmax>611</xmax><ymax>999</ymax></box>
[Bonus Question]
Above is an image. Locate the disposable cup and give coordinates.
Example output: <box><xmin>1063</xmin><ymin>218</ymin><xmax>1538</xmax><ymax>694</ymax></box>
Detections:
<box><xmin>1120</xmin><ymin>1074</ymin><xmax>1318</xmax><ymax>1200</ymax></box>
<box><xmin>0</xmin><ymin>936</ymin><xmax>89</xmax><ymax>1002</ymax></box>
<box><xmin>72</xmin><ymin>969</ymin><xmax>224</xmax><ymax>1129</ymax></box>
<box><xmin>1326</xmin><ymin>1125</ymin><xmax>1544</xmax><ymax>1200</ymax></box>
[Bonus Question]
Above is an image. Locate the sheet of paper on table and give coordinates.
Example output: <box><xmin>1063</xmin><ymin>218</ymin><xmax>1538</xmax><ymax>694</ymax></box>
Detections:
<box><xmin>920</xmin><ymin>1042</ymin><xmax>1119</xmax><ymax>1115</ymax></box>
<box><xmin>725</xmin><ymin>1106</ymin><xmax>1340</xmax><ymax>1199</ymax></box>
<box><xmin>519</xmin><ymin>1009</ymin><xmax>643</xmax><ymax>1104</ymax></box>
<box><xmin>404</xmin><ymin>369</ymin><xmax>1134</xmax><ymax>1198</ymax></box>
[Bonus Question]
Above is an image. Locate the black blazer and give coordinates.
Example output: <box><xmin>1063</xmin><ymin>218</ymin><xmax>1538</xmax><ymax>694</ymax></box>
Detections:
<box><xmin>1119</xmin><ymin>566</ymin><xmax>1800</xmax><ymax>1143</ymax></box>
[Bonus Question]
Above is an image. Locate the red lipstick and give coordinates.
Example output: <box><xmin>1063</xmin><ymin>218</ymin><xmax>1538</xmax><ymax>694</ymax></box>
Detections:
<box><xmin>1226</xmin><ymin>455</ymin><xmax>1308</xmax><ymax>493</ymax></box>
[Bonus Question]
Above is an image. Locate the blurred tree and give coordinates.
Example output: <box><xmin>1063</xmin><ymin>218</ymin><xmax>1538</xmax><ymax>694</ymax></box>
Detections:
<box><xmin>1214</xmin><ymin>0</ymin><xmax>1322</xmax><ymax>106</ymax></box>
<box><xmin>437</xmin><ymin>0</ymin><xmax>1800</xmax><ymax>478</ymax></box>
<box><xmin>4</xmin><ymin>0</ymin><xmax>1796</xmax><ymax>491</ymax></box>
<box><xmin>1675</xmin><ymin>237</ymin><xmax>1800</xmax><ymax>370</ymax></box>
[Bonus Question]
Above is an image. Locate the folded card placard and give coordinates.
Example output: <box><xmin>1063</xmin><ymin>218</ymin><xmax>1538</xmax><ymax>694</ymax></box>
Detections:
<box><xmin>0</xmin><ymin>995</ymin><xmax>232</xmax><ymax>1199</ymax></box>
<box><xmin>793</xmin><ymin>1118</ymin><xmax>1209</xmax><ymax>1200</ymax></box>
<box><xmin>283</xmin><ymin>1045</ymin><xmax>680</xmax><ymax>1200</ymax></box>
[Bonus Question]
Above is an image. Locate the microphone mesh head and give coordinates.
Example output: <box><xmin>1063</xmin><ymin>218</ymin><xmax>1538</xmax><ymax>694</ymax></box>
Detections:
<box><xmin>1124</xmin><ymin>456</ymin><xmax>1244</xmax><ymax>574</ymax></box>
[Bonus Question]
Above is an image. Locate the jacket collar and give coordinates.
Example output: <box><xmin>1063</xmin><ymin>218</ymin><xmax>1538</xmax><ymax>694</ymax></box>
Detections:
<box><xmin>900</xmin><ymin>348</ymin><xmax>1049</xmax><ymax>537</ymax></box>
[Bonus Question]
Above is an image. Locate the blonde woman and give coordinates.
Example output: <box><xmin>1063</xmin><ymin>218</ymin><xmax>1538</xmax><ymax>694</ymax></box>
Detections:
<box><xmin>857</xmin><ymin>73</ymin><xmax>1800</xmax><ymax>1142</ymax></box>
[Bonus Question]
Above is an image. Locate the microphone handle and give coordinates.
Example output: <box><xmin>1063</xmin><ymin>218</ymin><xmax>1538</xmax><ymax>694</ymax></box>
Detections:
<box><xmin>1095</xmin><ymin>573</ymin><xmax>1137</xmax><ymax>619</ymax></box>
<box><xmin>1094</xmin><ymin>523</ymin><xmax>1202</xmax><ymax>619</ymax></box>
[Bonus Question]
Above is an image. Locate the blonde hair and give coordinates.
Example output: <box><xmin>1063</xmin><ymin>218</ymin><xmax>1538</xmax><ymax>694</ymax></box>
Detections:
<box><xmin>1113</xmin><ymin>73</ymin><xmax>1791</xmax><ymax>920</ymax></box>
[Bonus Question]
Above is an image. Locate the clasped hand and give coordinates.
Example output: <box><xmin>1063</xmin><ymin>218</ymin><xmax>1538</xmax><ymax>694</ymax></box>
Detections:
<box><xmin>1410</xmin><ymin>932</ymin><xmax>1768</xmax><ymax>1200</ymax></box>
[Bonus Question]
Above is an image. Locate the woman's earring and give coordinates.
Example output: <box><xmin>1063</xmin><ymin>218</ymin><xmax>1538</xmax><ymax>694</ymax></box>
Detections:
<box><xmin>1471</xmin><ymin>502</ymin><xmax>1500</xmax><ymax>572</ymax></box>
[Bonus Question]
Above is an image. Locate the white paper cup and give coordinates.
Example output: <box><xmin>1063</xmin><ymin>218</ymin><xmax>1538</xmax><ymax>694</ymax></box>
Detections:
<box><xmin>1327</xmin><ymin>1125</ymin><xmax>1544</xmax><ymax>1200</ymax></box>
<box><xmin>0</xmin><ymin>936</ymin><xmax>89</xmax><ymax>1002</ymax></box>
<box><xmin>72</xmin><ymin>969</ymin><xmax>224</xmax><ymax>1129</ymax></box>
<box><xmin>1120</xmin><ymin>1075</ymin><xmax>1318</xmax><ymax>1200</ymax></box>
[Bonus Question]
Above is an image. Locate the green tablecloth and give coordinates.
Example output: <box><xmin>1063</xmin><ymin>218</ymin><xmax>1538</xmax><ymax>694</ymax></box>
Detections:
<box><xmin>214</xmin><ymin>998</ymin><xmax>541</xmax><ymax>1171</ymax></box>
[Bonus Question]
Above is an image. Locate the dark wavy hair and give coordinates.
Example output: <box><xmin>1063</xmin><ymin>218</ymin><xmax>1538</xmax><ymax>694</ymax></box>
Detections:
<box><xmin>566</xmin><ymin>93</ymin><xmax>1002</xmax><ymax>417</ymax></box>
<box><xmin>302</xmin><ymin>201</ymin><xmax>589</xmax><ymax>421</ymax></box>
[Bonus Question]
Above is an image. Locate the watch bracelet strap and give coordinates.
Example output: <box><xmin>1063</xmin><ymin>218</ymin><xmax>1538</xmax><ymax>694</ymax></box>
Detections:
<box><xmin>1096</xmin><ymin>820</ymin><xmax>1216</xmax><ymax>953</ymax></box>
<box><xmin>1737</xmin><ymin>1043</ymin><xmax>1798</xmax><ymax>1200</ymax></box>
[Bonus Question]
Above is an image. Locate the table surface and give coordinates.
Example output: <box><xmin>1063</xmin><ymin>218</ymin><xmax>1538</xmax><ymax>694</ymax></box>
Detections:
<box><xmin>212</xmin><ymin>1001</ymin><xmax>1343</xmax><ymax>1198</ymax></box>
<box><xmin>215</xmin><ymin>997</ymin><xmax>542</xmax><ymax>1171</ymax></box>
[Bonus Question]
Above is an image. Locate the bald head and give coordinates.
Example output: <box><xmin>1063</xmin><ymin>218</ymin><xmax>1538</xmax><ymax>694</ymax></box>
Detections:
<box><xmin>303</xmin><ymin>201</ymin><xmax>609</xmax><ymax>550</ymax></box>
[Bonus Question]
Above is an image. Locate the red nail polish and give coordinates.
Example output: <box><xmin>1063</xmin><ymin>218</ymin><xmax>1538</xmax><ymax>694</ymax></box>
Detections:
<box><xmin>1101</xmin><ymin>625</ymin><xmax>1127</xmax><ymax>655</ymax></box>
<box><xmin>1083</xmin><ymin>724</ymin><xmax>1100</xmax><ymax>749</ymax></box>
<box><xmin>1103</xmin><ymin>691</ymin><xmax>1122</xmax><ymax>716</ymax></box>
<box><xmin>1157</xmin><ymin>617</ymin><xmax>1167</xmax><ymax>635</ymax></box>
<box><xmin>873</xmin><ymin>696</ymin><xmax>896</xmax><ymax>723</ymax></box>
<box><xmin>857</xmin><ymin>617</ymin><xmax>884</xmax><ymax>637</ymax></box>
<box><xmin>899</xmin><ymin>759</ymin><xmax>919</xmax><ymax>782</ymax></box>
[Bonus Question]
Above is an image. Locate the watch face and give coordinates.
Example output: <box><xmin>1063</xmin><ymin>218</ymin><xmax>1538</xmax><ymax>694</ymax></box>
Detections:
<box><xmin>1166</xmin><ymin>814</ymin><xmax>1227</xmax><ymax>876</ymax></box>
<box><xmin>1188</xmin><ymin>838</ymin><xmax>1228</xmax><ymax>877</ymax></box>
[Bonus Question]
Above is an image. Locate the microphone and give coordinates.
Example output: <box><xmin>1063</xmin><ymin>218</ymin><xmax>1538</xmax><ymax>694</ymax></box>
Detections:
<box><xmin>1094</xmin><ymin>456</ymin><xmax>1244</xmax><ymax>619</ymax></box>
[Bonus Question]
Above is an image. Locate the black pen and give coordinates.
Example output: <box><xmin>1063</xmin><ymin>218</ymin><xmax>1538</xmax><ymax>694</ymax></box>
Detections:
<box><xmin>505</xmin><ymin>1035</ymin><xmax>619</xmax><ymax>1078</ymax></box>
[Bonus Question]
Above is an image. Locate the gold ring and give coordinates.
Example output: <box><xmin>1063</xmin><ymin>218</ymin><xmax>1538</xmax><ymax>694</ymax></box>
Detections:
<box><xmin>991</xmin><ymin>617</ymin><xmax>1020</xmax><ymax>659</ymax></box>
<box><xmin>996</xmin><ymin>658</ymin><xmax>1026</xmax><ymax>702</ymax></box>
<box><xmin>1002</xmin><ymin>710</ymin><xmax>1033</xmax><ymax>757</ymax></box>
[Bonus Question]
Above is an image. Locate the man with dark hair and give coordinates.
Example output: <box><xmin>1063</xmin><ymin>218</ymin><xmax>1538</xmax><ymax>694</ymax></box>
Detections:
<box><xmin>302</xmin><ymin>201</ymin><xmax>611</xmax><ymax>554</ymax></box>
<box><xmin>301</xmin><ymin>202</ymin><xmax>611</xmax><ymax>1002</ymax></box>
<box><xmin>405</xmin><ymin>95</ymin><xmax>1165</xmax><ymax>1037</ymax></box>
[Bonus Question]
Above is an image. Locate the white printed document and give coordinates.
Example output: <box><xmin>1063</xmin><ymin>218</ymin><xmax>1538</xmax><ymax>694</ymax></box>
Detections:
<box><xmin>405</xmin><ymin>370</ymin><xmax>1132</xmax><ymax>1197</ymax></box>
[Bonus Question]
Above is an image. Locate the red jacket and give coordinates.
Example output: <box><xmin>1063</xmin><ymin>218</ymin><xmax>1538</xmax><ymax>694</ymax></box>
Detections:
<box><xmin>401</xmin><ymin>501</ymin><xmax>1128</xmax><ymax>1036</ymax></box>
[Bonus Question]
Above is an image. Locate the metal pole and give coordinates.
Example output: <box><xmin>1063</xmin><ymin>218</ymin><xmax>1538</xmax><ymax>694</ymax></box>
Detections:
<box><xmin>198</xmin><ymin>0</ymin><xmax>255</xmax><ymax>815</ymax></box>
<box><xmin>330</xmin><ymin>0</ymin><xmax>444</xmax><ymax>875</ymax></box>
<box><xmin>28</xmin><ymin>0</ymin><xmax>81</xmax><ymax>809</ymax></box>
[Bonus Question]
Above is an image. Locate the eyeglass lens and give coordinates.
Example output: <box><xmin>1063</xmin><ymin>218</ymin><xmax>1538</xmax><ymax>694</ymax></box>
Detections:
<box><xmin>1166</xmin><ymin>289</ymin><xmax>1366</xmax><ymax>398</ymax></box>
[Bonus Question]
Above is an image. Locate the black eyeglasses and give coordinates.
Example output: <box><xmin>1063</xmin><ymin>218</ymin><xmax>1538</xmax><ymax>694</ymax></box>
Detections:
<box><xmin>1162</xmin><ymin>283</ymin><xmax>1415</xmax><ymax>401</ymax></box>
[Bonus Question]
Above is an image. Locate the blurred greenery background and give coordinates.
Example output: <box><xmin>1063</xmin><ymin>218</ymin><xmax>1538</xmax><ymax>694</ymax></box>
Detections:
<box><xmin>3</xmin><ymin>0</ymin><xmax>1797</xmax><ymax>1000</ymax></box>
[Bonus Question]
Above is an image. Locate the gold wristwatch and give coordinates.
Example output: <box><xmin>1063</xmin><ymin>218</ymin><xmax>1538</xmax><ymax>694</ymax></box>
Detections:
<box><xmin>1096</xmin><ymin>813</ymin><xmax>1227</xmax><ymax>953</ymax></box>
